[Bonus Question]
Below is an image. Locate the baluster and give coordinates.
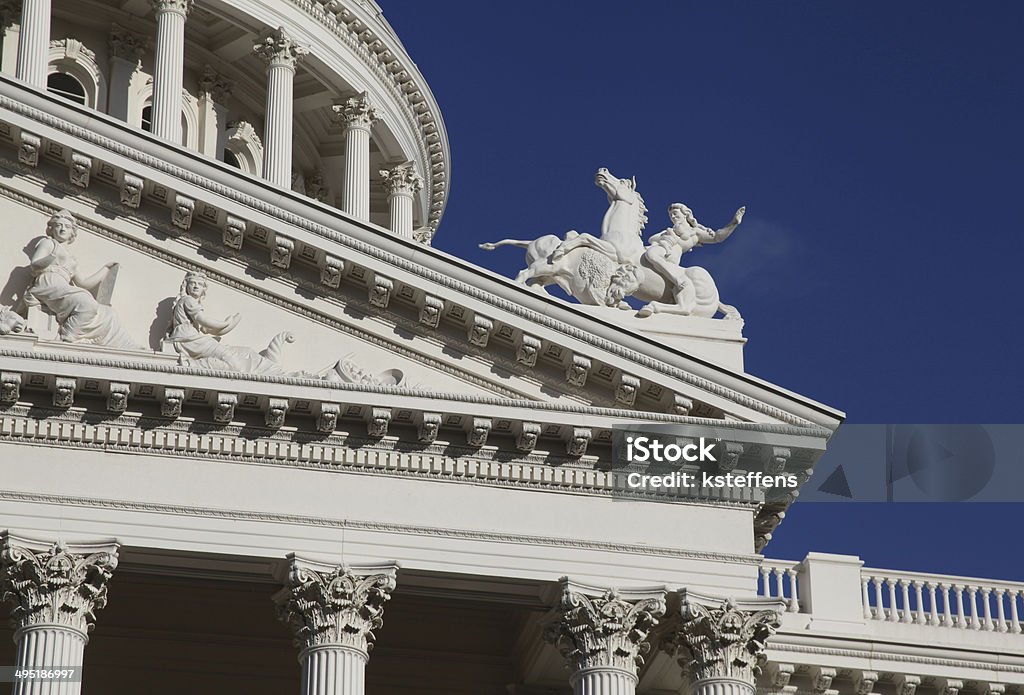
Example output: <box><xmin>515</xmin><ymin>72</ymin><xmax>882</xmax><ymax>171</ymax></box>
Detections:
<box><xmin>940</xmin><ymin>583</ymin><xmax>952</xmax><ymax>627</ymax></box>
<box><xmin>786</xmin><ymin>568</ymin><xmax>799</xmax><ymax>612</ymax></box>
<box><xmin>773</xmin><ymin>568</ymin><xmax>785</xmax><ymax>601</ymax></box>
<box><xmin>1011</xmin><ymin>590</ymin><xmax>1021</xmax><ymax>634</ymax></box>
<box><xmin>928</xmin><ymin>582</ymin><xmax>938</xmax><ymax>626</ymax></box>
<box><xmin>899</xmin><ymin>579</ymin><xmax>912</xmax><ymax>623</ymax></box>
<box><xmin>873</xmin><ymin>577</ymin><xmax>884</xmax><ymax>621</ymax></box>
<box><xmin>954</xmin><ymin>584</ymin><xmax>967</xmax><ymax>629</ymax></box>
<box><xmin>967</xmin><ymin>586</ymin><xmax>979</xmax><ymax>629</ymax></box>
<box><xmin>981</xmin><ymin>588</ymin><xmax>993</xmax><ymax>631</ymax></box>
<box><xmin>760</xmin><ymin>566</ymin><xmax>770</xmax><ymax>597</ymax></box>
<box><xmin>913</xmin><ymin>581</ymin><xmax>925</xmax><ymax>624</ymax></box>
<box><xmin>862</xmin><ymin>575</ymin><xmax>872</xmax><ymax>620</ymax></box>
<box><xmin>887</xmin><ymin>578</ymin><xmax>899</xmax><ymax>622</ymax></box>
<box><xmin>996</xmin><ymin>589</ymin><xmax>1007</xmax><ymax>633</ymax></box>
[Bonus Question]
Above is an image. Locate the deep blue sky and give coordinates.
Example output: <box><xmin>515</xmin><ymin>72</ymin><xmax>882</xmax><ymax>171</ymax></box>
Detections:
<box><xmin>382</xmin><ymin>2</ymin><xmax>1024</xmax><ymax>578</ymax></box>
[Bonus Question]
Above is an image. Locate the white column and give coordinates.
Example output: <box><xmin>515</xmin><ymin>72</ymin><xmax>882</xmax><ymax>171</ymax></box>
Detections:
<box><xmin>333</xmin><ymin>92</ymin><xmax>377</xmax><ymax>221</ymax></box>
<box><xmin>0</xmin><ymin>1</ymin><xmax>20</xmax><ymax>76</ymax></box>
<box><xmin>379</xmin><ymin>162</ymin><xmax>422</xmax><ymax>237</ymax></box>
<box><xmin>545</xmin><ymin>580</ymin><xmax>666</xmax><ymax>695</ymax></box>
<box><xmin>197</xmin><ymin>65</ymin><xmax>232</xmax><ymax>158</ymax></box>
<box><xmin>254</xmin><ymin>27</ymin><xmax>305</xmax><ymax>188</ymax></box>
<box><xmin>150</xmin><ymin>0</ymin><xmax>192</xmax><ymax>142</ymax></box>
<box><xmin>275</xmin><ymin>555</ymin><xmax>397</xmax><ymax>695</ymax></box>
<box><xmin>0</xmin><ymin>533</ymin><xmax>119</xmax><ymax>695</ymax></box>
<box><xmin>107</xmin><ymin>25</ymin><xmax>145</xmax><ymax>122</ymax></box>
<box><xmin>15</xmin><ymin>0</ymin><xmax>49</xmax><ymax>86</ymax></box>
<box><xmin>666</xmin><ymin>590</ymin><xmax>785</xmax><ymax>695</ymax></box>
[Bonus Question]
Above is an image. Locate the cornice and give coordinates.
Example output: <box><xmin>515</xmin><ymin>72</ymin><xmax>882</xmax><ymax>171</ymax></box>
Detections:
<box><xmin>0</xmin><ymin>490</ymin><xmax>760</xmax><ymax>566</ymax></box>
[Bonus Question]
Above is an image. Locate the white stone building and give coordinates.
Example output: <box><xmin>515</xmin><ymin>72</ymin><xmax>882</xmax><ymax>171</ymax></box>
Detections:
<box><xmin>0</xmin><ymin>1</ymin><xmax>1019</xmax><ymax>694</ymax></box>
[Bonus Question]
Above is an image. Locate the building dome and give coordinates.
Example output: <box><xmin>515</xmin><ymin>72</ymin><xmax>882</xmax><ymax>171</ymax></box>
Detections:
<box><xmin>3</xmin><ymin>0</ymin><xmax>449</xmax><ymax>238</ymax></box>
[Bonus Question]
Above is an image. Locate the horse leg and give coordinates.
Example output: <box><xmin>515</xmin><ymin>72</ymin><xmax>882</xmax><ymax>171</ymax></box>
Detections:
<box><xmin>638</xmin><ymin>282</ymin><xmax>697</xmax><ymax>318</ymax></box>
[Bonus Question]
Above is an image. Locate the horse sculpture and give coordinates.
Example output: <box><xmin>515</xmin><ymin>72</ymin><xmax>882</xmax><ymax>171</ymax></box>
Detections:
<box><xmin>478</xmin><ymin>167</ymin><xmax>648</xmax><ymax>304</ymax></box>
<box><xmin>480</xmin><ymin>167</ymin><xmax>744</xmax><ymax>320</ymax></box>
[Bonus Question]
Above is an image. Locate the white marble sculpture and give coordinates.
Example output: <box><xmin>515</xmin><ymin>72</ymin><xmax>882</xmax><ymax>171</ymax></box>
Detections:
<box><xmin>167</xmin><ymin>271</ymin><xmax>403</xmax><ymax>386</ymax></box>
<box><xmin>0</xmin><ymin>307</ymin><xmax>29</xmax><ymax>336</ymax></box>
<box><xmin>20</xmin><ymin>210</ymin><xmax>144</xmax><ymax>348</ymax></box>
<box><xmin>480</xmin><ymin>168</ymin><xmax>744</xmax><ymax>319</ymax></box>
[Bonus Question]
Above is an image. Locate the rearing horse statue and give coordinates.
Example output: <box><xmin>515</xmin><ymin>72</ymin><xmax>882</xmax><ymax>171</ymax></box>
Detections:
<box><xmin>478</xmin><ymin>167</ymin><xmax>648</xmax><ymax>303</ymax></box>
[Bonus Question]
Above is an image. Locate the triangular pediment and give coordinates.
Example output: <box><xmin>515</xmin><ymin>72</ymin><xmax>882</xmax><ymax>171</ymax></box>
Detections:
<box><xmin>0</xmin><ymin>84</ymin><xmax>842</xmax><ymax>436</ymax></box>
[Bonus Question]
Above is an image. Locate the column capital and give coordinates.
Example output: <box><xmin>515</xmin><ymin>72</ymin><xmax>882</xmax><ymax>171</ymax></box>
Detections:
<box><xmin>663</xmin><ymin>590</ymin><xmax>783</xmax><ymax>684</ymax></box>
<box><xmin>199</xmin><ymin>64</ymin><xmax>233</xmax><ymax>103</ymax></box>
<box><xmin>152</xmin><ymin>0</ymin><xmax>194</xmax><ymax>16</ymax></box>
<box><xmin>0</xmin><ymin>533</ymin><xmax>119</xmax><ymax>635</ymax></box>
<box><xmin>333</xmin><ymin>91</ymin><xmax>378</xmax><ymax>132</ymax></box>
<box><xmin>109</xmin><ymin>24</ymin><xmax>147</xmax><ymax>65</ymax></box>
<box><xmin>254</xmin><ymin>26</ymin><xmax>307</xmax><ymax>69</ymax></box>
<box><xmin>543</xmin><ymin>580</ymin><xmax>666</xmax><ymax>676</ymax></box>
<box><xmin>274</xmin><ymin>556</ymin><xmax>398</xmax><ymax>655</ymax></box>
<box><xmin>380</xmin><ymin>162</ymin><xmax>423</xmax><ymax>197</ymax></box>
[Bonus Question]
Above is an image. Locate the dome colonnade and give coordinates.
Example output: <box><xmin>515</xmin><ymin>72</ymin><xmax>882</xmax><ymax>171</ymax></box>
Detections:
<box><xmin>0</xmin><ymin>0</ymin><xmax>445</xmax><ymax>240</ymax></box>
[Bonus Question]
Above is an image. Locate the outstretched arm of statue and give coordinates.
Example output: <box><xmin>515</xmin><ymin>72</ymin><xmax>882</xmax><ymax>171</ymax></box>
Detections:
<box><xmin>700</xmin><ymin>206</ymin><xmax>746</xmax><ymax>245</ymax></box>
<box><xmin>28</xmin><ymin>237</ymin><xmax>59</xmax><ymax>270</ymax></box>
<box><xmin>74</xmin><ymin>262</ymin><xmax>118</xmax><ymax>293</ymax></box>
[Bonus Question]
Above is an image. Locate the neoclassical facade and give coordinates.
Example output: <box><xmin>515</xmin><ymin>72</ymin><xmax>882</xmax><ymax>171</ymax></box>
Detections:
<box><xmin>0</xmin><ymin>2</ymin><xmax>1021</xmax><ymax>695</ymax></box>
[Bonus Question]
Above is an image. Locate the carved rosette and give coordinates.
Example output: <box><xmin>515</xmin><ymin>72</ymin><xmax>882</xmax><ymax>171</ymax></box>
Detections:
<box><xmin>664</xmin><ymin>593</ymin><xmax>782</xmax><ymax>687</ymax></box>
<box><xmin>544</xmin><ymin>584</ymin><xmax>666</xmax><ymax>677</ymax></box>
<box><xmin>0</xmin><ymin>537</ymin><xmax>119</xmax><ymax>635</ymax></box>
<box><xmin>275</xmin><ymin>558</ymin><xmax>397</xmax><ymax>655</ymax></box>
<box><xmin>253</xmin><ymin>27</ymin><xmax>307</xmax><ymax>69</ymax></box>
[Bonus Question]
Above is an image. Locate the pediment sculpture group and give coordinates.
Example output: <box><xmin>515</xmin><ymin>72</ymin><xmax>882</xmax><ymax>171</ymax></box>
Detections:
<box><xmin>481</xmin><ymin>167</ymin><xmax>745</xmax><ymax>319</ymax></box>
<box><xmin>0</xmin><ymin>210</ymin><xmax>402</xmax><ymax>387</ymax></box>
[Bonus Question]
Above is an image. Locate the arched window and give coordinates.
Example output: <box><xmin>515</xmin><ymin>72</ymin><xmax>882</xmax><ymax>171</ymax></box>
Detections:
<box><xmin>47</xmin><ymin>72</ymin><xmax>87</xmax><ymax>105</ymax></box>
<box><xmin>141</xmin><ymin>105</ymin><xmax>153</xmax><ymax>132</ymax></box>
<box><xmin>223</xmin><ymin>149</ymin><xmax>241</xmax><ymax>168</ymax></box>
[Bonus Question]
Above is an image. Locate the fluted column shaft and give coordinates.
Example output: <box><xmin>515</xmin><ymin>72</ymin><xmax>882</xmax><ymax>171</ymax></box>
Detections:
<box><xmin>254</xmin><ymin>28</ymin><xmax>305</xmax><ymax>188</ymax></box>
<box><xmin>689</xmin><ymin>678</ymin><xmax>756</xmax><ymax>695</ymax></box>
<box><xmin>12</xmin><ymin>625</ymin><xmax>86</xmax><ymax>695</ymax></box>
<box><xmin>15</xmin><ymin>0</ymin><xmax>50</xmax><ymax>87</ymax></box>
<box><xmin>151</xmin><ymin>0</ymin><xmax>192</xmax><ymax>142</ymax></box>
<box><xmin>300</xmin><ymin>645</ymin><xmax>367</xmax><ymax>695</ymax></box>
<box><xmin>334</xmin><ymin>93</ymin><xmax>377</xmax><ymax>221</ymax></box>
<box><xmin>275</xmin><ymin>556</ymin><xmax>397</xmax><ymax>695</ymax></box>
<box><xmin>570</xmin><ymin>666</ymin><xmax>637</xmax><ymax>695</ymax></box>
<box><xmin>380</xmin><ymin>163</ymin><xmax>422</xmax><ymax>237</ymax></box>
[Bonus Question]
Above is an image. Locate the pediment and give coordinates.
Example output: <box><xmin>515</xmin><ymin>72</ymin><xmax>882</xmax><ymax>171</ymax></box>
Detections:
<box><xmin>0</xmin><ymin>86</ymin><xmax>842</xmax><ymax>436</ymax></box>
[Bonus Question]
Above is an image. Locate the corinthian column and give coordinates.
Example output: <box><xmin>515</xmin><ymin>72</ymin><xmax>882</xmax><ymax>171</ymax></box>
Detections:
<box><xmin>197</xmin><ymin>65</ymin><xmax>232</xmax><ymax>159</ymax></box>
<box><xmin>379</xmin><ymin>162</ymin><xmax>422</xmax><ymax>237</ymax></box>
<box><xmin>107</xmin><ymin>25</ymin><xmax>146</xmax><ymax>122</ymax></box>
<box><xmin>0</xmin><ymin>533</ymin><xmax>119</xmax><ymax>695</ymax></box>
<box><xmin>150</xmin><ymin>0</ymin><xmax>193</xmax><ymax>142</ymax></box>
<box><xmin>254</xmin><ymin>27</ymin><xmax>305</xmax><ymax>188</ymax></box>
<box><xmin>544</xmin><ymin>580</ymin><xmax>666</xmax><ymax>695</ymax></box>
<box><xmin>333</xmin><ymin>92</ymin><xmax>377</xmax><ymax>221</ymax></box>
<box><xmin>663</xmin><ymin>590</ymin><xmax>785</xmax><ymax>695</ymax></box>
<box><xmin>275</xmin><ymin>555</ymin><xmax>397</xmax><ymax>695</ymax></box>
<box><xmin>15</xmin><ymin>0</ymin><xmax>50</xmax><ymax>87</ymax></box>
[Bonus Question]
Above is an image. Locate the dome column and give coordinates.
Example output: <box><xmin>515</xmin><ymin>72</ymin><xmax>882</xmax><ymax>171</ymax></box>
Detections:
<box><xmin>15</xmin><ymin>0</ymin><xmax>50</xmax><ymax>87</ymax></box>
<box><xmin>544</xmin><ymin>580</ymin><xmax>666</xmax><ymax>695</ymax></box>
<box><xmin>0</xmin><ymin>533</ymin><xmax>119</xmax><ymax>695</ymax></box>
<box><xmin>254</xmin><ymin>27</ymin><xmax>306</xmax><ymax>188</ymax></box>
<box><xmin>275</xmin><ymin>555</ymin><xmax>397</xmax><ymax>695</ymax></box>
<box><xmin>333</xmin><ymin>92</ymin><xmax>377</xmax><ymax>221</ymax></box>
<box><xmin>662</xmin><ymin>590</ymin><xmax>785</xmax><ymax>695</ymax></box>
<box><xmin>380</xmin><ymin>162</ymin><xmax>422</xmax><ymax>237</ymax></box>
<box><xmin>150</xmin><ymin>0</ymin><xmax>193</xmax><ymax>142</ymax></box>
<box><xmin>107</xmin><ymin>25</ymin><xmax>146</xmax><ymax>122</ymax></box>
<box><xmin>197</xmin><ymin>65</ymin><xmax>233</xmax><ymax>159</ymax></box>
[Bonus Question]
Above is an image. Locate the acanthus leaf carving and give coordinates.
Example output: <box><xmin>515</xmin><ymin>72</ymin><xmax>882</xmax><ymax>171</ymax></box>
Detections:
<box><xmin>223</xmin><ymin>216</ymin><xmax>246</xmax><ymax>250</ymax></box>
<box><xmin>172</xmin><ymin>194</ymin><xmax>195</xmax><ymax>230</ymax></box>
<box><xmin>107</xmin><ymin>382</ymin><xmax>130</xmax><ymax>414</ymax></box>
<box><xmin>517</xmin><ymin>422</ymin><xmax>541</xmax><ymax>453</ymax></box>
<box><xmin>332</xmin><ymin>91</ymin><xmax>377</xmax><ymax>132</ymax></box>
<box><xmin>53</xmin><ymin>377</ymin><xmax>76</xmax><ymax>408</ymax></box>
<box><xmin>468</xmin><ymin>315</ymin><xmax>493</xmax><ymax>348</ymax></box>
<box><xmin>366</xmin><ymin>407</ymin><xmax>391</xmax><ymax>437</ymax></box>
<box><xmin>0</xmin><ymin>535</ymin><xmax>119</xmax><ymax>634</ymax></box>
<box><xmin>317</xmin><ymin>403</ymin><xmax>340</xmax><ymax>434</ymax></box>
<box><xmin>254</xmin><ymin>27</ymin><xmax>308</xmax><ymax>68</ymax></box>
<box><xmin>543</xmin><ymin>582</ymin><xmax>666</xmax><ymax>675</ymax></box>
<box><xmin>320</xmin><ymin>256</ymin><xmax>344</xmax><ymax>288</ymax></box>
<box><xmin>214</xmin><ymin>393</ymin><xmax>237</xmax><ymax>424</ymax></box>
<box><xmin>17</xmin><ymin>132</ymin><xmax>41</xmax><ymax>167</ymax></box>
<box><xmin>1</xmin><ymin>371</ymin><xmax>22</xmax><ymax>404</ymax></box>
<box><xmin>417</xmin><ymin>412</ymin><xmax>441</xmax><ymax>444</ymax></box>
<box><xmin>467</xmin><ymin>417</ymin><xmax>491</xmax><ymax>448</ymax></box>
<box><xmin>161</xmin><ymin>388</ymin><xmax>184</xmax><ymax>418</ymax></box>
<box><xmin>271</xmin><ymin>235</ymin><xmax>294</xmax><ymax>270</ymax></box>
<box><xmin>615</xmin><ymin>373</ymin><xmax>640</xmax><ymax>407</ymax></box>
<box><xmin>69</xmin><ymin>153</ymin><xmax>91</xmax><ymax>188</ymax></box>
<box><xmin>566</xmin><ymin>428</ymin><xmax>591</xmax><ymax>457</ymax></box>
<box><xmin>662</xmin><ymin>591</ymin><xmax>783</xmax><ymax>685</ymax></box>
<box><xmin>274</xmin><ymin>557</ymin><xmax>397</xmax><ymax>654</ymax></box>
<box><xmin>265</xmin><ymin>398</ymin><xmax>289</xmax><ymax>428</ymax></box>
<box><xmin>515</xmin><ymin>333</ymin><xmax>541</xmax><ymax>368</ymax></box>
<box><xmin>566</xmin><ymin>354</ymin><xmax>591</xmax><ymax>388</ymax></box>
<box><xmin>369</xmin><ymin>276</ymin><xmax>393</xmax><ymax>309</ymax></box>
<box><xmin>418</xmin><ymin>295</ymin><xmax>442</xmax><ymax>328</ymax></box>
<box><xmin>120</xmin><ymin>173</ymin><xmax>143</xmax><ymax>208</ymax></box>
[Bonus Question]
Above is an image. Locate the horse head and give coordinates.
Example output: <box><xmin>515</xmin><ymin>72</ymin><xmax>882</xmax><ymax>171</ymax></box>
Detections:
<box><xmin>595</xmin><ymin>167</ymin><xmax>648</xmax><ymax>234</ymax></box>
